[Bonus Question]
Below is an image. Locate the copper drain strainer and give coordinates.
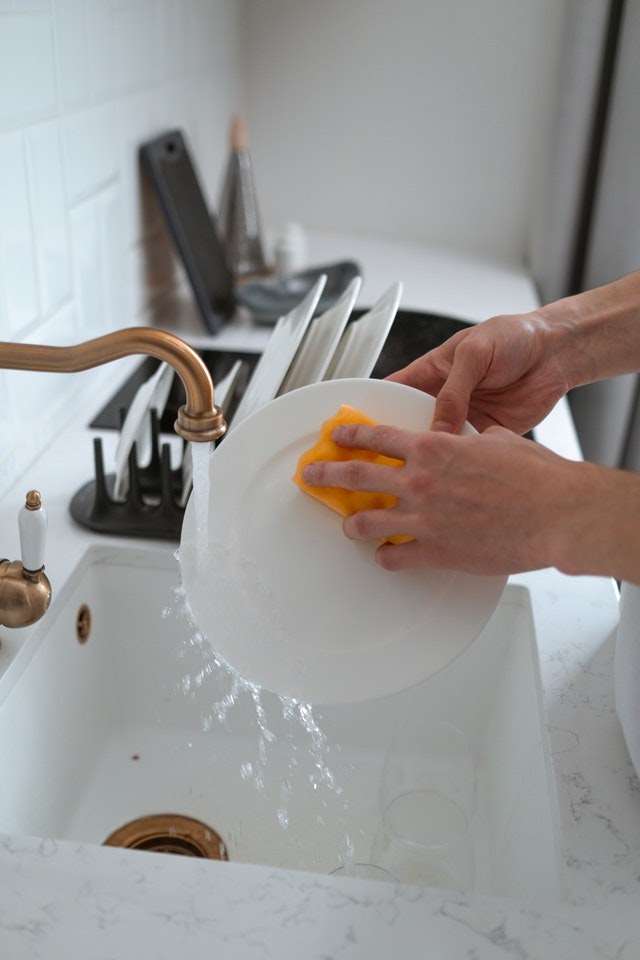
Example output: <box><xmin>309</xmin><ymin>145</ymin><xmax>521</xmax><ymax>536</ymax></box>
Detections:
<box><xmin>103</xmin><ymin>814</ymin><xmax>228</xmax><ymax>860</ymax></box>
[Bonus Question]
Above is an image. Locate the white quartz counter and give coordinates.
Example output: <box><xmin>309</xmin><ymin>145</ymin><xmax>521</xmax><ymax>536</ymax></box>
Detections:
<box><xmin>0</xmin><ymin>236</ymin><xmax>637</xmax><ymax>958</ymax></box>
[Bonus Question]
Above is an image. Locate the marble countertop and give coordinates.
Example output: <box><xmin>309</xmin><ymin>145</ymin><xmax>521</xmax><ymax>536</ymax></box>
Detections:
<box><xmin>0</xmin><ymin>234</ymin><xmax>637</xmax><ymax>958</ymax></box>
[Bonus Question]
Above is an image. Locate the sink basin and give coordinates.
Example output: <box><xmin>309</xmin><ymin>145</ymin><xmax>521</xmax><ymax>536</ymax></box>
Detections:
<box><xmin>0</xmin><ymin>545</ymin><xmax>565</xmax><ymax>900</ymax></box>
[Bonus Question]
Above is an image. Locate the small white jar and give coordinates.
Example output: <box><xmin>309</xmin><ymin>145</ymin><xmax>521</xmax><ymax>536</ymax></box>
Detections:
<box><xmin>274</xmin><ymin>222</ymin><xmax>308</xmax><ymax>277</ymax></box>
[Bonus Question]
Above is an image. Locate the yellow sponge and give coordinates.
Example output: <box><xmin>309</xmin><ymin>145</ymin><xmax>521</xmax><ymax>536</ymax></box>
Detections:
<box><xmin>292</xmin><ymin>404</ymin><xmax>412</xmax><ymax>544</ymax></box>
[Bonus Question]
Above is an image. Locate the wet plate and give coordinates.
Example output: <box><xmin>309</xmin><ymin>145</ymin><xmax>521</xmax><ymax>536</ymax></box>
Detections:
<box><xmin>229</xmin><ymin>276</ymin><xmax>325</xmax><ymax>429</ymax></box>
<box><xmin>180</xmin><ymin>378</ymin><xmax>507</xmax><ymax>704</ymax></box>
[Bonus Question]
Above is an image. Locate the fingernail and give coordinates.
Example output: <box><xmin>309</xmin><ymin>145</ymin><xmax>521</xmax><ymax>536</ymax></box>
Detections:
<box><xmin>431</xmin><ymin>419</ymin><xmax>453</xmax><ymax>432</ymax></box>
<box><xmin>302</xmin><ymin>464</ymin><xmax>316</xmax><ymax>482</ymax></box>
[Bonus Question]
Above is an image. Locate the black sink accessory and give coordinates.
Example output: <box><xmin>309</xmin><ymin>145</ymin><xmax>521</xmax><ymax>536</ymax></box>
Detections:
<box><xmin>69</xmin><ymin>410</ymin><xmax>186</xmax><ymax>541</ymax></box>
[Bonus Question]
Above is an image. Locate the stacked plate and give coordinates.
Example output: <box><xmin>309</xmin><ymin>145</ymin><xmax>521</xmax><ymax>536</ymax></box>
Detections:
<box><xmin>228</xmin><ymin>276</ymin><xmax>403</xmax><ymax>429</ymax></box>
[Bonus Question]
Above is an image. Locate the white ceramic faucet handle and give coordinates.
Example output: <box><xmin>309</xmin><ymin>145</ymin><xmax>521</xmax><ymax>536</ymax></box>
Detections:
<box><xmin>18</xmin><ymin>490</ymin><xmax>47</xmax><ymax>572</ymax></box>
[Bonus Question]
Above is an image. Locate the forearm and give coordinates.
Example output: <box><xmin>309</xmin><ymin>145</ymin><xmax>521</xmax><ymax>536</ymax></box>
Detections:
<box><xmin>538</xmin><ymin>269</ymin><xmax>640</xmax><ymax>389</ymax></box>
<box><xmin>552</xmin><ymin>459</ymin><xmax>640</xmax><ymax>586</ymax></box>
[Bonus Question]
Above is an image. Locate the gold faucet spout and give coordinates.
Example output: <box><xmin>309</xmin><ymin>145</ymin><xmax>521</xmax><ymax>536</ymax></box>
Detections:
<box><xmin>0</xmin><ymin>327</ymin><xmax>226</xmax><ymax>443</ymax></box>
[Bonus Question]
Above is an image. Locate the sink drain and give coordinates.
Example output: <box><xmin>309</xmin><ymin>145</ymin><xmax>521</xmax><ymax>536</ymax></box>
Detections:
<box><xmin>103</xmin><ymin>814</ymin><xmax>228</xmax><ymax>859</ymax></box>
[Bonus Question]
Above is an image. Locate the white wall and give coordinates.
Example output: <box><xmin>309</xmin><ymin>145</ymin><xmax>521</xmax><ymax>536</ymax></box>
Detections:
<box><xmin>243</xmin><ymin>0</ymin><xmax>567</xmax><ymax>265</ymax></box>
<box><xmin>0</xmin><ymin>0</ymin><xmax>571</xmax><ymax>498</ymax></box>
<box><xmin>0</xmin><ymin>0</ymin><xmax>244</xmax><ymax>497</ymax></box>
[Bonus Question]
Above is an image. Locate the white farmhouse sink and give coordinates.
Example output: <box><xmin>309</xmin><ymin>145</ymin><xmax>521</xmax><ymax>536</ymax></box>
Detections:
<box><xmin>0</xmin><ymin>545</ymin><xmax>565</xmax><ymax>901</ymax></box>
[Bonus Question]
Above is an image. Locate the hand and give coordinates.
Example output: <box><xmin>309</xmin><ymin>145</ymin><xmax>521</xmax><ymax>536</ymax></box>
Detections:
<box><xmin>386</xmin><ymin>311</ymin><xmax>572</xmax><ymax>435</ymax></box>
<box><xmin>302</xmin><ymin>421</ymin><xmax>604</xmax><ymax>576</ymax></box>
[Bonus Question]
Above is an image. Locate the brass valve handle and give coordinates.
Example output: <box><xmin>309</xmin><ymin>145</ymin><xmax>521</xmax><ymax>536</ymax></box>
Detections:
<box><xmin>18</xmin><ymin>489</ymin><xmax>47</xmax><ymax>572</ymax></box>
<box><xmin>0</xmin><ymin>490</ymin><xmax>52</xmax><ymax>629</ymax></box>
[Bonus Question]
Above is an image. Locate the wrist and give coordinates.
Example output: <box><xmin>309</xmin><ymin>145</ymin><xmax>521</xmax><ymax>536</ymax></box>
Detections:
<box><xmin>537</xmin><ymin>270</ymin><xmax>640</xmax><ymax>389</ymax></box>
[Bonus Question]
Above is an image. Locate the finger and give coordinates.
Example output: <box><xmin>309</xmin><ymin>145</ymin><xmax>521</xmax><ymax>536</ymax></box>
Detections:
<box><xmin>342</xmin><ymin>508</ymin><xmax>414</xmax><ymax>542</ymax></box>
<box><xmin>331</xmin><ymin>422</ymin><xmax>410</xmax><ymax>460</ymax></box>
<box><xmin>375</xmin><ymin>538</ymin><xmax>437</xmax><ymax>572</ymax></box>
<box><xmin>386</xmin><ymin>331</ymin><xmax>468</xmax><ymax>393</ymax></box>
<box><xmin>301</xmin><ymin>458</ymin><xmax>404</xmax><ymax>493</ymax></box>
<box><xmin>431</xmin><ymin>342</ymin><xmax>490</xmax><ymax>433</ymax></box>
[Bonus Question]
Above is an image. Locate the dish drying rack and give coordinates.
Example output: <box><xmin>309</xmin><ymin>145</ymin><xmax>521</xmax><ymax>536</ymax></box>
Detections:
<box><xmin>69</xmin><ymin>410</ymin><xmax>189</xmax><ymax>541</ymax></box>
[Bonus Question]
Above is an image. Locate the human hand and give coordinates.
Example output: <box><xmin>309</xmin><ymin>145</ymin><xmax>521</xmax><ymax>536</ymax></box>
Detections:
<box><xmin>386</xmin><ymin>311</ymin><xmax>572</xmax><ymax>435</ymax></box>
<box><xmin>302</xmin><ymin>421</ymin><xmax>596</xmax><ymax>576</ymax></box>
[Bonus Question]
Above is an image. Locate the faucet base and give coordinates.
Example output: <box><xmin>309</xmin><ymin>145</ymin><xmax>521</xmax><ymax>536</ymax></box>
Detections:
<box><xmin>0</xmin><ymin>559</ymin><xmax>52</xmax><ymax>629</ymax></box>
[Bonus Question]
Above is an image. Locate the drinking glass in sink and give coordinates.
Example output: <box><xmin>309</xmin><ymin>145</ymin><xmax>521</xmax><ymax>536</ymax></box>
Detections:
<box><xmin>371</xmin><ymin>718</ymin><xmax>476</xmax><ymax>891</ymax></box>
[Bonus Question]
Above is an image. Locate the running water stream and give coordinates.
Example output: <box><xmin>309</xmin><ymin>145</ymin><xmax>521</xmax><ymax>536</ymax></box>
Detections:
<box><xmin>171</xmin><ymin>441</ymin><xmax>357</xmax><ymax>875</ymax></box>
<box><xmin>190</xmin><ymin>442</ymin><xmax>211</xmax><ymax>566</ymax></box>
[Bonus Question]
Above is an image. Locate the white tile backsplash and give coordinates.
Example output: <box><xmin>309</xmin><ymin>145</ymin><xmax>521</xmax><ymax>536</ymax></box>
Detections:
<box><xmin>6</xmin><ymin>303</ymin><xmax>79</xmax><ymax>430</ymax></box>
<box><xmin>84</xmin><ymin>0</ymin><xmax>118</xmax><ymax>105</ymax></box>
<box><xmin>13</xmin><ymin>2</ymin><xmax>52</xmax><ymax>11</ymax></box>
<box><xmin>68</xmin><ymin>197</ymin><xmax>107</xmax><ymax>336</ymax></box>
<box><xmin>112</xmin><ymin>0</ymin><xmax>161</xmax><ymax>96</ymax></box>
<box><xmin>96</xmin><ymin>185</ymin><xmax>128</xmax><ymax>330</ymax></box>
<box><xmin>0</xmin><ymin>132</ymin><xmax>40</xmax><ymax>336</ymax></box>
<box><xmin>184</xmin><ymin>0</ymin><xmax>217</xmax><ymax>74</ymax></box>
<box><xmin>0</xmin><ymin>0</ymin><xmax>244</xmax><ymax>497</ymax></box>
<box><xmin>0</xmin><ymin>14</ymin><xmax>56</xmax><ymax>130</ymax></box>
<box><xmin>0</xmin><ymin>370</ymin><xmax>16</xmax><ymax>469</ymax></box>
<box><xmin>61</xmin><ymin>104</ymin><xmax>119</xmax><ymax>205</ymax></box>
<box><xmin>25</xmin><ymin>120</ymin><xmax>72</xmax><ymax>317</ymax></box>
<box><xmin>156</xmin><ymin>0</ymin><xmax>188</xmax><ymax>80</ymax></box>
<box><xmin>117</xmin><ymin>91</ymin><xmax>158</xmax><ymax>246</ymax></box>
<box><xmin>52</xmin><ymin>0</ymin><xmax>88</xmax><ymax>113</ymax></box>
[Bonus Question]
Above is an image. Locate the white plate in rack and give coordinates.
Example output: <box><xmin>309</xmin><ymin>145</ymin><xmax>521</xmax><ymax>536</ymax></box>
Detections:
<box><xmin>277</xmin><ymin>275</ymin><xmax>362</xmax><ymax>395</ymax></box>
<box><xmin>324</xmin><ymin>281</ymin><xmax>402</xmax><ymax>380</ymax></box>
<box><xmin>180</xmin><ymin>377</ymin><xmax>507</xmax><ymax>704</ymax></box>
<box><xmin>113</xmin><ymin>361</ymin><xmax>174</xmax><ymax>500</ymax></box>
<box><xmin>229</xmin><ymin>274</ymin><xmax>326</xmax><ymax>429</ymax></box>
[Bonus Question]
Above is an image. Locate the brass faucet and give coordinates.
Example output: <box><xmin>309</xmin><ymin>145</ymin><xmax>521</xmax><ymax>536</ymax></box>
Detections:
<box><xmin>0</xmin><ymin>328</ymin><xmax>227</xmax><ymax>630</ymax></box>
<box><xmin>0</xmin><ymin>326</ymin><xmax>227</xmax><ymax>443</ymax></box>
<box><xmin>0</xmin><ymin>490</ymin><xmax>51</xmax><ymax>628</ymax></box>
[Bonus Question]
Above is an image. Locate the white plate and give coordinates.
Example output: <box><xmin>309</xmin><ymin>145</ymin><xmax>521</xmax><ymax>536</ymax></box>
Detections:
<box><xmin>229</xmin><ymin>274</ymin><xmax>327</xmax><ymax>429</ymax></box>
<box><xmin>113</xmin><ymin>361</ymin><xmax>174</xmax><ymax>500</ymax></box>
<box><xmin>180</xmin><ymin>378</ymin><xmax>507</xmax><ymax>704</ymax></box>
<box><xmin>323</xmin><ymin>281</ymin><xmax>402</xmax><ymax>380</ymax></box>
<box><xmin>277</xmin><ymin>275</ymin><xmax>362</xmax><ymax>395</ymax></box>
